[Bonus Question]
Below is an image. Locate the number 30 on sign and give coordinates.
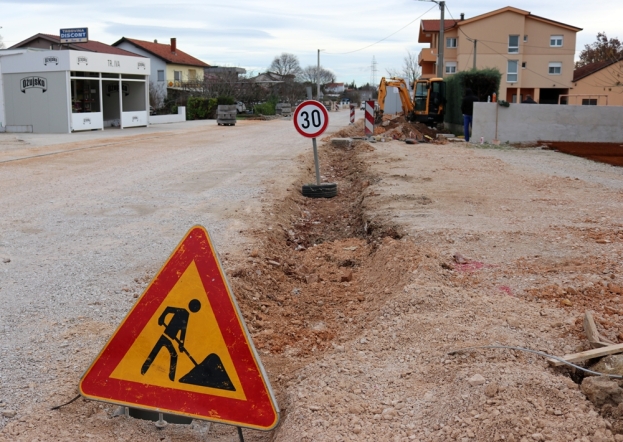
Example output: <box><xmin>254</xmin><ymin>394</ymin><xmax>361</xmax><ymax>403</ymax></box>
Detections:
<box><xmin>293</xmin><ymin>100</ymin><xmax>329</xmax><ymax>138</ymax></box>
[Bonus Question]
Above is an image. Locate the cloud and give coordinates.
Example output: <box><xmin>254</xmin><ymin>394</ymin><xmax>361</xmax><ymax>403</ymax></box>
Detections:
<box><xmin>104</xmin><ymin>22</ymin><xmax>274</xmax><ymax>41</ymax></box>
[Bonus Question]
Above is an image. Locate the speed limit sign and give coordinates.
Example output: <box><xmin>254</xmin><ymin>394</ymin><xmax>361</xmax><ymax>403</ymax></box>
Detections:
<box><xmin>293</xmin><ymin>100</ymin><xmax>329</xmax><ymax>138</ymax></box>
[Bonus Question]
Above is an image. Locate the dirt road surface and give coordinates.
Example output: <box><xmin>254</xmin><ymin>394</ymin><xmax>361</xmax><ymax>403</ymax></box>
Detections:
<box><xmin>2</xmin><ymin>113</ymin><xmax>623</xmax><ymax>442</ymax></box>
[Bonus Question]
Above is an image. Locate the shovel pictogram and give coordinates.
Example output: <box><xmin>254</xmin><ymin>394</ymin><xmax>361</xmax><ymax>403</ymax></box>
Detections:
<box><xmin>141</xmin><ymin>299</ymin><xmax>235</xmax><ymax>391</ymax></box>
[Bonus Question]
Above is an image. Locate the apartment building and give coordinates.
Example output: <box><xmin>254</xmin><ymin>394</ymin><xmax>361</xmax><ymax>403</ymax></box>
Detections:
<box><xmin>418</xmin><ymin>6</ymin><xmax>582</xmax><ymax>104</ymax></box>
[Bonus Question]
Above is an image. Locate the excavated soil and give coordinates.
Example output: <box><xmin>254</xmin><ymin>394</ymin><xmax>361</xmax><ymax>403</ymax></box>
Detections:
<box><xmin>4</xmin><ymin>115</ymin><xmax>623</xmax><ymax>442</ymax></box>
<box><xmin>542</xmin><ymin>142</ymin><xmax>623</xmax><ymax>167</ymax></box>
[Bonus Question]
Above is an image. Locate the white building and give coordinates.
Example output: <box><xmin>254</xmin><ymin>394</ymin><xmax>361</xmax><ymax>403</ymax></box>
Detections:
<box><xmin>0</xmin><ymin>49</ymin><xmax>150</xmax><ymax>133</ymax></box>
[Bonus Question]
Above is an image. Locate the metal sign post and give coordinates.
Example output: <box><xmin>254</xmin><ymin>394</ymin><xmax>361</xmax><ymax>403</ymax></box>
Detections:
<box><xmin>293</xmin><ymin>100</ymin><xmax>337</xmax><ymax>198</ymax></box>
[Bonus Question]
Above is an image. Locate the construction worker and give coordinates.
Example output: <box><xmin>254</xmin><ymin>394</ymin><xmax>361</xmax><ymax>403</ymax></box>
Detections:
<box><xmin>461</xmin><ymin>88</ymin><xmax>479</xmax><ymax>143</ymax></box>
<box><xmin>141</xmin><ymin>299</ymin><xmax>202</xmax><ymax>381</ymax></box>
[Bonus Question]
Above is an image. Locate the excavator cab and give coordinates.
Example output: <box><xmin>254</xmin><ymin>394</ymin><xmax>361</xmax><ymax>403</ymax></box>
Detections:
<box><xmin>413</xmin><ymin>78</ymin><xmax>445</xmax><ymax>124</ymax></box>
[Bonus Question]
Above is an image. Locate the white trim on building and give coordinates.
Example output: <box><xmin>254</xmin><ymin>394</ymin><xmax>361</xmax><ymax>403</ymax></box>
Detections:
<box><xmin>0</xmin><ymin>49</ymin><xmax>150</xmax><ymax>133</ymax></box>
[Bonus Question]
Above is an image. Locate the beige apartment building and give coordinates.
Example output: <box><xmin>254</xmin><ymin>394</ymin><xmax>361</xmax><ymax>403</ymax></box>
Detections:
<box><xmin>418</xmin><ymin>6</ymin><xmax>582</xmax><ymax>104</ymax></box>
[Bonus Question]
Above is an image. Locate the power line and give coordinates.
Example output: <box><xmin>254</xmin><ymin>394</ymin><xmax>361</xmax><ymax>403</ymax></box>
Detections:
<box><xmin>325</xmin><ymin>5</ymin><xmax>436</xmax><ymax>55</ymax></box>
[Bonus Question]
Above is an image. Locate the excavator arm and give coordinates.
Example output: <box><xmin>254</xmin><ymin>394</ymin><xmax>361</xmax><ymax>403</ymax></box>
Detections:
<box><xmin>375</xmin><ymin>77</ymin><xmax>415</xmax><ymax>124</ymax></box>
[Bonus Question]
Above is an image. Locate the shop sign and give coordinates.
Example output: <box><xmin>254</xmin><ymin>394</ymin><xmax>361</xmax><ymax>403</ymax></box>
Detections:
<box><xmin>137</xmin><ymin>62</ymin><xmax>146</xmax><ymax>70</ymax></box>
<box><xmin>44</xmin><ymin>56</ymin><xmax>58</xmax><ymax>66</ymax></box>
<box><xmin>77</xmin><ymin>56</ymin><xmax>88</xmax><ymax>66</ymax></box>
<box><xmin>20</xmin><ymin>77</ymin><xmax>47</xmax><ymax>94</ymax></box>
<box><xmin>60</xmin><ymin>28</ymin><xmax>88</xmax><ymax>43</ymax></box>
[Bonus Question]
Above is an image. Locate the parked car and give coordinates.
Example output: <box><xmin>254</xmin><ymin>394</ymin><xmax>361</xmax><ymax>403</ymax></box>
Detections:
<box><xmin>236</xmin><ymin>102</ymin><xmax>246</xmax><ymax>113</ymax></box>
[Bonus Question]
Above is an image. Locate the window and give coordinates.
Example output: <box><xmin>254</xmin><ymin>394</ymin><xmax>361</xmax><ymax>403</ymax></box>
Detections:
<box><xmin>550</xmin><ymin>35</ymin><xmax>563</xmax><ymax>47</ymax></box>
<box><xmin>157</xmin><ymin>70</ymin><xmax>164</xmax><ymax>82</ymax></box>
<box><xmin>523</xmin><ymin>35</ymin><xmax>528</xmax><ymax>42</ymax></box>
<box><xmin>521</xmin><ymin>62</ymin><xmax>527</xmax><ymax>69</ymax></box>
<box><xmin>445</xmin><ymin>62</ymin><xmax>457</xmax><ymax>74</ymax></box>
<box><xmin>174</xmin><ymin>71</ymin><xmax>182</xmax><ymax>81</ymax></box>
<box><xmin>507</xmin><ymin>60</ymin><xmax>518</xmax><ymax>82</ymax></box>
<box><xmin>508</xmin><ymin>35</ymin><xmax>519</xmax><ymax>53</ymax></box>
<box><xmin>446</xmin><ymin>37</ymin><xmax>457</xmax><ymax>48</ymax></box>
<box><xmin>582</xmin><ymin>99</ymin><xmax>597</xmax><ymax>106</ymax></box>
<box><xmin>548</xmin><ymin>62</ymin><xmax>562</xmax><ymax>75</ymax></box>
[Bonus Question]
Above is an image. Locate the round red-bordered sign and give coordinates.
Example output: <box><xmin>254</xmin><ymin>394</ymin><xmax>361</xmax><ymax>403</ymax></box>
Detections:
<box><xmin>293</xmin><ymin>100</ymin><xmax>329</xmax><ymax>138</ymax></box>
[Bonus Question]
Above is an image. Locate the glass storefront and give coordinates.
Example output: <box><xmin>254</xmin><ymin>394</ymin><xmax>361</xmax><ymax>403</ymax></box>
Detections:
<box><xmin>71</xmin><ymin>78</ymin><xmax>101</xmax><ymax>113</ymax></box>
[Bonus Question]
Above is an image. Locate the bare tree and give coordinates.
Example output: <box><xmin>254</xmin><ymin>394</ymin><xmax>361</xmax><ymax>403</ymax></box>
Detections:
<box><xmin>386</xmin><ymin>50</ymin><xmax>421</xmax><ymax>84</ymax></box>
<box><xmin>149</xmin><ymin>81</ymin><xmax>167</xmax><ymax>109</ymax></box>
<box><xmin>269</xmin><ymin>53</ymin><xmax>302</xmax><ymax>77</ymax></box>
<box><xmin>300</xmin><ymin>66</ymin><xmax>335</xmax><ymax>85</ymax></box>
<box><xmin>0</xmin><ymin>34</ymin><xmax>5</xmax><ymax>50</ymax></box>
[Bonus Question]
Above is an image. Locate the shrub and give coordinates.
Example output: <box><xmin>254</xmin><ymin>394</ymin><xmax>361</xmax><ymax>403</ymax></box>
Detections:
<box><xmin>186</xmin><ymin>97</ymin><xmax>218</xmax><ymax>120</ymax></box>
<box><xmin>444</xmin><ymin>68</ymin><xmax>501</xmax><ymax>125</ymax></box>
<box><xmin>216</xmin><ymin>96</ymin><xmax>235</xmax><ymax>106</ymax></box>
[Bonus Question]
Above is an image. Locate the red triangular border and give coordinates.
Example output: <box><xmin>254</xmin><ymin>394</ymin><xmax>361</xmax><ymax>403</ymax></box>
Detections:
<box><xmin>79</xmin><ymin>226</ymin><xmax>279</xmax><ymax>430</ymax></box>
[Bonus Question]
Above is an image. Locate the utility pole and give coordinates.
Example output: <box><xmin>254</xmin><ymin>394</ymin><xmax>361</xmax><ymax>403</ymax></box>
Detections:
<box><xmin>317</xmin><ymin>49</ymin><xmax>324</xmax><ymax>100</ymax></box>
<box><xmin>467</xmin><ymin>38</ymin><xmax>477</xmax><ymax>70</ymax></box>
<box><xmin>437</xmin><ymin>0</ymin><xmax>445</xmax><ymax>78</ymax></box>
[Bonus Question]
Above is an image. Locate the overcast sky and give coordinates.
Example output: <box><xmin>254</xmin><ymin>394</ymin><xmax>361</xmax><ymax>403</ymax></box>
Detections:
<box><xmin>0</xmin><ymin>0</ymin><xmax>620</xmax><ymax>86</ymax></box>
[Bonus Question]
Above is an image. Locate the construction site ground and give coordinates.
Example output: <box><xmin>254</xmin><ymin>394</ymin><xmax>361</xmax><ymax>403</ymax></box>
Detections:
<box><xmin>1</xmin><ymin>112</ymin><xmax>623</xmax><ymax>442</ymax></box>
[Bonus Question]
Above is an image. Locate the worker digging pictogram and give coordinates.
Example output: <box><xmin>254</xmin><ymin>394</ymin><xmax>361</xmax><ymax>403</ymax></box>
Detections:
<box><xmin>140</xmin><ymin>299</ymin><xmax>235</xmax><ymax>391</ymax></box>
<box><xmin>79</xmin><ymin>226</ymin><xmax>279</xmax><ymax>430</ymax></box>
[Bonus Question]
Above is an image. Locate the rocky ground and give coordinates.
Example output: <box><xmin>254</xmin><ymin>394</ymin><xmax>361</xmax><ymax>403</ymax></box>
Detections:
<box><xmin>2</xmin><ymin>113</ymin><xmax>623</xmax><ymax>441</ymax></box>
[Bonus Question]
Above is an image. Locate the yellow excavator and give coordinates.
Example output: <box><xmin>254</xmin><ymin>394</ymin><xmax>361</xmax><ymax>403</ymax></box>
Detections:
<box><xmin>375</xmin><ymin>76</ymin><xmax>446</xmax><ymax>125</ymax></box>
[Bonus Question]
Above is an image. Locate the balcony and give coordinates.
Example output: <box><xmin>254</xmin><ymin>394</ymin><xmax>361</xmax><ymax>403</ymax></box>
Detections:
<box><xmin>166</xmin><ymin>79</ymin><xmax>205</xmax><ymax>91</ymax></box>
<box><xmin>418</xmin><ymin>48</ymin><xmax>437</xmax><ymax>65</ymax></box>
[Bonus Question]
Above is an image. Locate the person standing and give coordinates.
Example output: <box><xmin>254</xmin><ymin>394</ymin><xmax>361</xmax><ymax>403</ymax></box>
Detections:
<box><xmin>522</xmin><ymin>94</ymin><xmax>537</xmax><ymax>104</ymax></box>
<box><xmin>461</xmin><ymin>88</ymin><xmax>479</xmax><ymax>142</ymax></box>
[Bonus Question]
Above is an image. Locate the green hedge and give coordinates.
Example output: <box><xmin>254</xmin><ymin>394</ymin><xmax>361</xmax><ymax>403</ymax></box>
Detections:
<box><xmin>186</xmin><ymin>97</ymin><xmax>218</xmax><ymax>120</ymax></box>
<box><xmin>444</xmin><ymin>68</ymin><xmax>501</xmax><ymax>126</ymax></box>
<box><xmin>253</xmin><ymin>95</ymin><xmax>279</xmax><ymax>116</ymax></box>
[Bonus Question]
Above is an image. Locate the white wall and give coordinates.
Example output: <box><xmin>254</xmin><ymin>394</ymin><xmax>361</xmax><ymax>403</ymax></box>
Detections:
<box><xmin>149</xmin><ymin>106</ymin><xmax>186</xmax><ymax>125</ymax></box>
<box><xmin>472</xmin><ymin>102</ymin><xmax>623</xmax><ymax>143</ymax></box>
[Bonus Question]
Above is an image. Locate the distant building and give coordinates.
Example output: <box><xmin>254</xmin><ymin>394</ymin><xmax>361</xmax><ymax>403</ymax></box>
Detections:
<box><xmin>324</xmin><ymin>83</ymin><xmax>345</xmax><ymax>94</ymax></box>
<box><xmin>112</xmin><ymin>37</ymin><xmax>209</xmax><ymax>98</ymax></box>
<box><xmin>10</xmin><ymin>33</ymin><xmax>138</xmax><ymax>57</ymax></box>
<box><xmin>418</xmin><ymin>6</ymin><xmax>582</xmax><ymax>104</ymax></box>
<box><xmin>570</xmin><ymin>58</ymin><xmax>623</xmax><ymax>106</ymax></box>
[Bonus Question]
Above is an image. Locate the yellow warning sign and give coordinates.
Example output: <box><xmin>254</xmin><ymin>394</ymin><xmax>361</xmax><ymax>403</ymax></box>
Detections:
<box><xmin>110</xmin><ymin>261</ymin><xmax>246</xmax><ymax>400</ymax></box>
<box><xmin>79</xmin><ymin>226</ymin><xmax>279</xmax><ymax>430</ymax></box>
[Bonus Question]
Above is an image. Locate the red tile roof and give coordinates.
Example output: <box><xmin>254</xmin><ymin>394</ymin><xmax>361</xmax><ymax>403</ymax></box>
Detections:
<box><xmin>573</xmin><ymin>58</ymin><xmax>622</xmax><ymax>82</ymax></box>
<box><xmin>420</xmin><ymin>19</ymin><xmax>459</xmax><ymax>32</ymax></box>
<box><xmin>10</xmin><ymin>33</ymin><xmax>141</xmax><ymax>57</ymax></box>
<box><xmin>112</xmin><ymin>38</ymin><xmax>209</xmax><ymax>67</ymax></box>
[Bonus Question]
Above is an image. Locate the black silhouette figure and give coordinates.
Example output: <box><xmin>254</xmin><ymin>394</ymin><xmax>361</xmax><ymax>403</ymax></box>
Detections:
<box><xmin>141</xmin><ymin>299</ymin><xmax>202</xmax><ymax>381</ymax></box>
<box><xmin>140</xmin><ymin>298</ymin><xmax>236</xmax><ymax>391</ymax></box>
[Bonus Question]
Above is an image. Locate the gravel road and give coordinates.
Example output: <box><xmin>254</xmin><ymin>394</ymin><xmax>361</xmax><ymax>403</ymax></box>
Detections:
<box><xmin>0</xmin><ymin>111</ymin><xmax>349</xmax><ymax>441</ymax></box>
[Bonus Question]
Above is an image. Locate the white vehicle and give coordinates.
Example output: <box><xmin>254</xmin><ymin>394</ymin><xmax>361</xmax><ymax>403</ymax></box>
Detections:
<box><xmin>236</xmin><ymin>102</ymin><xmax>246</xmax><ymax>113</ymax></box>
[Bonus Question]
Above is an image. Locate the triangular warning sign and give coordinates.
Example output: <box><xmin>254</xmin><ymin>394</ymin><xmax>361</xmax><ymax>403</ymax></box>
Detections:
<box><xmin>79</xmin><ymin>226</ymin><xmax>279</xmax><ymax>430</ymax></box>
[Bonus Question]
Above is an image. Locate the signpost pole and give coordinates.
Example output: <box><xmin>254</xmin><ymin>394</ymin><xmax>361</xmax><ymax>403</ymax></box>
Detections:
<box><xmin>312</xmin><ymin>137</ymin><xmax>321</xmax><ymax>186</ymax></box>
<box><xmin>237</xmin><ymin>426</ymin><xmax>245</xmax><ymax>442</ymax></box>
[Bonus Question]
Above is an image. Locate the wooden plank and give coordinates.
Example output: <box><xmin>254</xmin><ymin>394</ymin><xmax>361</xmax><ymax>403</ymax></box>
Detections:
<box><xmin>583</xmin><ymin>311</ymin><xmax>611</xmax><ymax>348</ymax></box>
<box><xmin>548</xmin><ymin>343</ymin><xmax>623</xmax><ymax>366</ymax></box>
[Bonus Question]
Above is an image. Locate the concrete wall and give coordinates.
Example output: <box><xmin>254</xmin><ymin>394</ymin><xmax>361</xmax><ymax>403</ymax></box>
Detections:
<box><xmin>3</xmin><ymin>71</ymin><xmax>69</xmax><ymax>133</ymax></box>
<box><xmin>149</xmin><ymin>106</ymin><xmax>186</xmax><ymax>125</ymax></box>
<box><xmin>472</xmin><ymin>102</ymin><xmax>623</xmax><ymax>143</ymax></box>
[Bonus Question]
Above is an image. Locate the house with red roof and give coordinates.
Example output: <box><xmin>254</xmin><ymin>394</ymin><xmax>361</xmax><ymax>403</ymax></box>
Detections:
<box><xmin>9</xmin><ymin>33</ymin><xmax>139</xmax><ymax>57</ymax></box>
<box><xmin>112</xmin><ymin>38</ymin><xmax>209</xmax><ymax>89</ymax></box>
<box><xmin>570</xmin><ymin>58</ymin><xmax>623</xmax><ymax>106</ymax></box>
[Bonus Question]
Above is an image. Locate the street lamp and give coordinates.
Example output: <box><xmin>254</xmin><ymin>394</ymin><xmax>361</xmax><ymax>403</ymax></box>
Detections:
<box><xmin>417</xmin><ymin>0</ymin><xmax>445</xmax><ymax>78</ymax></box>
<box><xmin>317</xmin><ymin>49</ymin><xmax>324</xmax><ymax>100</ymax></box>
